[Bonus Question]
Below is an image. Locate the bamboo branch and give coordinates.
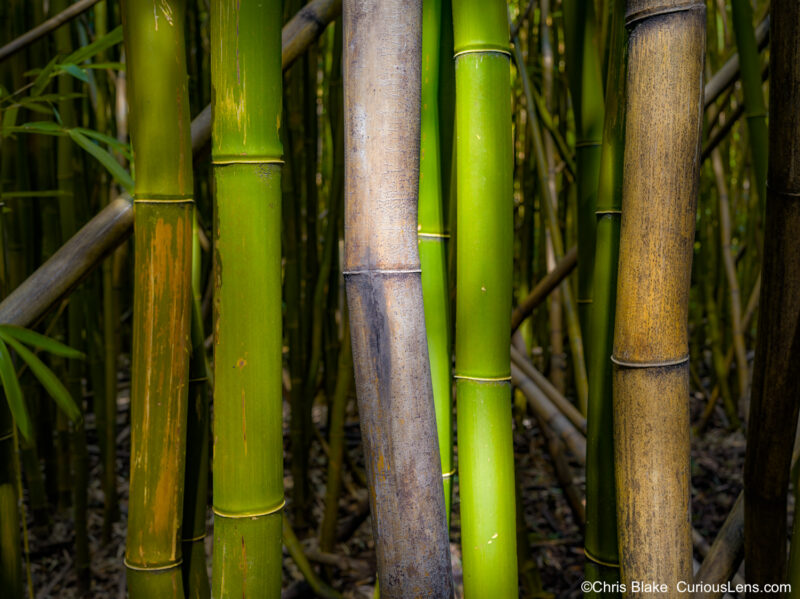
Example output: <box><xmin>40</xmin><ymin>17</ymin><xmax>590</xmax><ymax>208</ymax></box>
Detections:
<box><xmin>511</xmin><ymin>245</ymin><xmax>578</xmax><ymax>333</ymax></box>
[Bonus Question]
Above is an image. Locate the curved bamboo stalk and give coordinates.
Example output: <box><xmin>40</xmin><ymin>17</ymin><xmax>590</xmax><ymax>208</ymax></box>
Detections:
<box><xmin>584</xmin><ymin>0</ymin><xmax>625</xmax><ymax>589</ymax></box>
<box><xmin>692</xmin><ymin>493</ymin><xmax>743</xmax><ymax>599</ymax></box>
<box><xmin>744</xmin><ymin>0</ymin><xmax>800</xmax><ymax>588</ymax></box>
<box><xmin>0</xmin><ymin>0</ymin><xmax>341</xmax><ymax>331</ymax></box>
<box><xmin>0</xmin><ymin>0</ymin><xmax>102</xmax><ymax>63</ymax></box>
<box><xmin>613</xmin><ymin>0</ymin><xmax>705</xmax><ymax>591</ymax></box>
<box><xmin>342</xmin><ymin>0</ymin><xmax>453</xmax><ymax>595</ymax></box>
<box><xmin>510</xmin><ymin>245</ymin><xmax>578</xmax><ymax>334</ymax></box>
<box><xmin>121</xmin><ymin>1</ymin><xmax>194</xmax><ymax>595</ymax></box>
<box><xmin>419</xmin><ymin>0</ymin><xmax>454</xmax><ymax>520</ymax></box>
<box><xmin>209</xmin><ymin>1</ymin><xmax>284</xmax><ymax>595</ymax></box>
<box><xmin>453</xmin><ymin>1</ymin><xmax>517</xmax><ymax>594</ymax></box>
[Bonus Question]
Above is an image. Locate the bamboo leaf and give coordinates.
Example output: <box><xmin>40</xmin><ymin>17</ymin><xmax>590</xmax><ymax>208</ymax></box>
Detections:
<box><xmin>67</xmin><ymin>129</ymin><xmax>134</xmax><ymax>192</ymax></box>
<box><xmin>73</xmin><ymin>127</ymin><xmax>131</xmax><ymax>157</ymax></box>
<box><xmin>0</xmin><ymin>338</ymin><xmax>32</xmax><ymax>441</ymax></box>
<box><xmin>62</xmin><ymin>25</ymin><xmax>124</xmax><ymax>65</ymax></box>
<box><xmin>8</xmin><ymin>121</ymin><xmax>65</xmax><ymax>136</ymax></box>
<box><xmin>2</xmin><ymin>336</ymin><xmax>81</xmax><ymax>424</ymax></box>
<box><xmin>0</xmin><ymin>325</ymin><xmax>85</xmax><ymax>360</ymax></box>
<box><xmin>30</xmin><ymin>56</ymin><xmax>60</xmax><ymax>97</ymax></box>
<box><xmin>58</xmin><ymin>63</ymin><xmax>90</xmax><ymax>83</ymax></box>
<box><xmin>82</xmin><ymin>62</ymin><xmax>125</xmax><ymax>71</ymax></box>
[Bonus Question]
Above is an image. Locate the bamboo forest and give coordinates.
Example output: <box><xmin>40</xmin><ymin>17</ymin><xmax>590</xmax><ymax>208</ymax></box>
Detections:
<box><xmin>1</xmin><ymin>0</ymin><xmax>799</xmax><ymax>597</ymax></box>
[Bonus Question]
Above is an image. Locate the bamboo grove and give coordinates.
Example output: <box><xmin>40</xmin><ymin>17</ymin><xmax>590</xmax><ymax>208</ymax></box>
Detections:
<box><xmin>0</xmin><ymin>0</ymin><xmax>799</xmax><ymax>597</ymax></box>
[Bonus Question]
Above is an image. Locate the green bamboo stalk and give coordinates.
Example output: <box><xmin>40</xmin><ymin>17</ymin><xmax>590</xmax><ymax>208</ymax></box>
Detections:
<box><xmin>584</xmin><ymin>1</ymin><xmax>624</xmax><ymax>589</ymax></box>
<box><xmin>121</xmin><ymin>0</ymin><xmax>194</xmax><ymax>595</ymax></box>
<box><xmin>419</xmin><ymin>0</ymin><xmax>454</xmax><ymax>520</ymax></box>
<box><xmin>563</xmin><ymin>0</ymin><xmax>605</xmax><ymax>345</ymax></box>
<box><xmin>0</xmin><ymin>402</ymin><xmax>21</xmax><ymax>597</ymax></box>
<box><xmin>210</xmin><ymin>1</ymin><xmax>284</xmax><ymax>596</ymax></box>
<box><xmin>612</xmin><ymin>0</ymin><xmax>705</xmax><ymax>589</ymax></box>
<box><xmin>343</xmin><ymin>0</ymin><xmax>453</xmax><ymax>593</ymax></box>
<box><xmin>744</xmin><ymin>0</ymin><xmax>800</xmax><ymax>588</ymax></box>
<box><xmin>453</xmin><ymin>1</ymin><xmax>517</xmax><ymax>595</ymax></box>
<box><xmin>730</xmin><ymin>0</ymin><xmax>768</xmax><ymax>210</ymax></box>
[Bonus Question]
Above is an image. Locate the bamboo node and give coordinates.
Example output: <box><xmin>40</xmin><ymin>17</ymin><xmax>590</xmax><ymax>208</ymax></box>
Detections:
<box><xmin>610</xmin><ymin>354</ymin><xmax>689</xmax><ymax>369</ymax></box>
<box><xmin>575</xmin><ymin>140</ymin><xmax>601</xmax><ymax>149</ymax></box>
<box><xmin>213</xmin><ymin>498</ymin><xmax>285</xmax><ymax>519</ymax></box>
<box><xmin>133</xmin><ymin>193</ymin><xmax>194</xmax><ymax>204</ymax></box>
<box><xmin>625</xmin><ymin>2</ymin><xmax>704</xmax><ymax>28</ymax></box>
<box><xmin>595</xmin><ymin>209</ymin><xmax>622</xmax><ymax>215</ymax></box>
<box><xmin>124</xmin><ymin>557</ymin><xmax>182</xmax><ymax>572</ymax></box>
<box><xmin>442</xmin><ymin>468</ymin><xmax>457</xmax><ymax>479</ymax></box>
<box><xmin>418</xmin><ymin>232</ymin><xmax>451</xmax><ymax>239</ymax></box>
<box><xmin>182</xmin><ymin>533</ymin><xmax>206</xmax><ymax>543</ymax></box>
<box><xmin>576</xmin><ymin>298</ymin><xmax>592</xmax><ymax>304</ymax></box>
<box><xmin>583</xmin><ymin>547</ymin><xmax>620</xmax><ymax>569</ymax></box>
<box><xmin>342</xmin><ymin>268</ymin><xmax>422</xmax><ymax>276</ymax></box>
<box><xmin>211</xmin><ymin>157</ymin><xmax>285</xmax><ymax>165</ymax></box>
<box><xmin>453</xmin><ymin>374</ymin><xmax>512</xmax><ymax>382</ymax></box>
<box><xmin>453</xmin><ymin>47</ymin><xmax>512</xmax><ymax>59</ymax></box>
<box><xmin>765</xmin><ymin>184</ymin><xmax>800</xmax><ymax>198</ymax></box>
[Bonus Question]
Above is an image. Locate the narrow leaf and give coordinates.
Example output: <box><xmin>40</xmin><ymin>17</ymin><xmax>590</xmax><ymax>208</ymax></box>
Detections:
<box><xmin>58</xmin><ymin>64</ymin><xmax>89</xmax><ymax>83</ymax></box>
<box><xmin>73</xmin><ymin>127</ymin><xmax>131</xmax><ymax>156</ymax></box>
<box><xmin>30</xmin><ymin>56</ymin><xmax>59</xmax><ymax>97</ymax></box>
<box><xmin>0</xmin><ymin>325</ymin><xmax>85</xmax><ymax>359</ymax></box>
<box><xmin>67</xmin><ymin>129</ymin><xmax>133</xmax><ymax>192</ymax></box>
<box><xmin>62</xmin><ymin>26</ymin><xmax>124</xmax><ymax>65</ymax></box>
<box><xmin>0</xmin><ymin>338</ymin><xmax>31</xmax><ymax>441</ymax></box>
<box><xmin>3</xmin><ymin>336</ymin><xmax>81</xmax><ymax>423</ymax></box>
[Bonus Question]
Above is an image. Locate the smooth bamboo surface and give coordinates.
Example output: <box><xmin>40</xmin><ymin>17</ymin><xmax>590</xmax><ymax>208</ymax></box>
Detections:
<box><xmin>122</xmin><ymin>1</ymin><xmax>194</xmax><ymax>595</ymax></box>
<box><xmin>613</xmin><ymin>1</ymin><xmax>705</xmax><ymax>594</ymax></box>
<box><xmin>510</xmin><ymin>245</ymin><xmax>577</xmax><ymax>333</ymax></box>
<box><xmin>744</xmin><ymin>0</ymin><xmax>800</xmax><ymax>590</ymax></box>
<box><xmin>453</xmin><ymin>0</ymin><xmax>517</xmax><ymax>595</ymax></box>
<box><xmin>343</xmin><ymin>0</ymin><xmax>453</xmax><ymax>595</ymax></box>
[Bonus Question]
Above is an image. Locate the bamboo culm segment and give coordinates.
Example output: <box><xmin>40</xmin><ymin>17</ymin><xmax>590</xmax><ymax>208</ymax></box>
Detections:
<box><xmin>584</xmin><ymin>0</ymin><xmax>625</xmax><ymax>592</ymax></box>
<box><xmin>453</xmin><ymin>0</ymin><xmax>517</xmax><ymax>595</ymax></box>
<box><xmin>210</xmin><ymin>0</ymin><xmax>284</xmax><ymax>596</ymax></box>
<box><xmin>613</xmin><ymin>2</ymin><xmax>704</xmax><ymax>594</ymax></box>
<box><xmin>343</xmin><ymin>0</ymin><xmax>453</xmax><ymax>595</ymax></box>
<box><xmin>745</xmin><ymin>1</ymin><xmax>800</xmax><ymax>591</ymax></box>
<box><xmin>122</xmin><ymin>0</ymin><xmax>195</xmax><ymax>595</ymax></box>
<box><xmin>419</xmin><ymin>0</ymin><xmax>453</xmax><ymax>518</ymax></box>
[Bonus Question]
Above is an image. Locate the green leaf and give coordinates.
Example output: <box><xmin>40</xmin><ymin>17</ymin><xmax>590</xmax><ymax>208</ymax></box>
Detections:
<box><xmin>58</xmin><ymin>63</ymin><xmax>89</xmax><ymax>83</ymax></box>
<box><xmin>8</xmin><ymin>121</ymin><xmax>65</xmax><ymax>136</ymax></box>
<box><xmin>0</xmin><ymin>325</ymin><xmax>84</xmax><ymax>360</ymax></box>
<box><xmin>62</xmin><ymin>25</ymin><xmax>123</xmax><ymax>65</ymax></box>
<box><xmin>30</xmin><ymin>56</ymin><xmax>60</xmax><ymax>97</ymax></box>
<box><xmin>0</xmin><ymin>338</ymin><xmax>31</xmax><ymax>441</ymax></box>
<box><xmin>73</xmin><ymin>127</ymin><xmax>131</xmax><ymax>157</ymax></box>
<box><xmin>82</xmin><ymin>62</ymin><xmax>125</xmax><ymax>71</ymax></box>
<box><xmin>2</xmin><ymin>336</ymin><xmax>81</xmax><ymax>424</ymax></box>
<box><xmin>67</xmin><ymin>129</ymin><xmax>134</xmax><ymax>192</ymax></box>
<box><xmin>19</xmin><ymin>93</ymin><xmax>83</xmax><ymax>105</ymax></box>
<box><xmin>17</xmin><ymin>102</ymin><xmax>53</xmax><ymax>116</ymax></box>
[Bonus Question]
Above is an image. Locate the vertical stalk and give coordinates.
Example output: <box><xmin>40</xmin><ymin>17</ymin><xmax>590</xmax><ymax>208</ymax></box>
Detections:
<box><xmin>343</xmin><ymin>0</ymin><xmax>453</xmax><ymax>594</ymax></box>
<box><xmin>210</xmin><ymin>1</ymin><xmax>284</xmax><ymax>596</ymax></box>
<box><xmin>744</xmin><ymin>0</ymin><xmax>800</xmax><ymax>589</ymax></box>
<box><xmin>583</xmin><ymin>0</ymin><xmax>625</xmax><ymax>591</ymax></box>
<box><xmin>612</xmin><ymin>0</ymin><xmax>705</xmax><ymax>591</ymax></box>
<box><xmin>121</xmin><ymin>1</ymin><xmax>194</xmax><ymax>595</ymax></box>
<box><xmin>0</xmin><ymin>403</ymin><xmax>21</xmax><ymax>597</ymax></box>
<box><xmin>419</xmin><ymin>0</ymin><xmax>454</xmax><ymax>519</ymax></box>
<box><xmin>453</xmin><ymin>1</ymin><xmax>517</xmax><ymax>595</ymax></box>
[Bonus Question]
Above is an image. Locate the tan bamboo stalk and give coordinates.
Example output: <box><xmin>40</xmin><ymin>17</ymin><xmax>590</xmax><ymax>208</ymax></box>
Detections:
<box><xmin>613</xmin><ymin>0</ymin><xmax>705</xmax><ymax>591</ymax></box>
<box><xmin>342</xmin><ymin>0</ymin><xmax>452</xmax><ymax>595</ymax></box>
<box><xmin>710</xmin><ymin>150</ymin><xmax>748</xmax><ymax>417</ymax></box>
<box><xmin>511</xmin><ymin>245</ymin><xmax>578</xmax><ymax>333</ymax></box>
<box><xmin>692</xmin><ymin>493</ymin><xmax>743</xmax><ymax>599</ymax></box>
<box><xmin>744</xmin><ymin>0</ymin><xmax>800</xmax><ymax>588</ymax></box>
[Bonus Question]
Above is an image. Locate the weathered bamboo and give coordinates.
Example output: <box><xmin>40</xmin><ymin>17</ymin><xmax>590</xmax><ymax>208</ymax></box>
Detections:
<box><xmin>0</xmin><ymin>0</ymin><xmax>340</xmax><ymax>331</ymax></box>
<box><xmin>454</xmin><ymin>0</ymin><xmax>517</xmax><ymax>594</ymax></box>
<box><xmin>210</xmin><ymin>1</ymin><xmax>285</xmax><ymax>595</ymax></box>
<box><xmin>744</xmin><ymin>0</ymin><xmax>800</xmax><ymax>589</ymax></box>
<box><xmin>121</xmin><ymin>0</ymin><xmax>194</xmax><ymax>595</ymax></box>
<box><xmin>343</xmin><ymin>0</ymin><xmax>453</xmax><ymax>595</ymax></box>
<box><xmin>692</xmin><ymin>493</ymin><xmax>743</xmax><ymax>599</ymax></box>
<box><xmin>613</xmin><ymin>0</ymin><xmax>705</xmax><ymax>592</ymax></box>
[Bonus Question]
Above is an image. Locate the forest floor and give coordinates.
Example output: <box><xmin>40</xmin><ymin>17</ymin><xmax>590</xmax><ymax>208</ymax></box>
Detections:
<box><xmin>21</xmin><ymin>362</ymin><xmax>758</xmax><ymax>598</ymax></box>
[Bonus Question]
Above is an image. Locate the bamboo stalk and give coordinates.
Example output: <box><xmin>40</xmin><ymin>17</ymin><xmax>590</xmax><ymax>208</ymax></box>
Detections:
<box><xmin>453</xmin><ymin>0</ymin><xmax>517</xmax><ymax>594</ymax></box>
<box><xmin>343</xmin><ymin>0</ymin><xmax>453</xmax><ymax>595</ymax></box>
<box><xmin>744</xmin><ymin>0</ymin><xmax>800</xmax><ymax>588</ymax></box>
<box><xmin>692</xmin><ymin>493</ymin><xmax>743</xmax><ymax>599</ymax></box>
<box><xmin>0</xmin><ymin>403</ymin><xmax>22</xmax><ymax>597</ymax></box>
<box><xmin>613</xmin><ymin>0</ymin><xmax>705</xmax><ymax>591</ymax></box>
<box><xmin>419</xmin><ymin>0</ymin><xmax>454</xmax><ymax>520</ymax></box>
<box><xmin>121</xmin><ymin>1</ymin><xmax>194</xmax><ymax>595</ymax></box>
<box><xmin>209</xmin><ymin>1</ymin><xmax>284</xmax><ymax>595</ymax></box>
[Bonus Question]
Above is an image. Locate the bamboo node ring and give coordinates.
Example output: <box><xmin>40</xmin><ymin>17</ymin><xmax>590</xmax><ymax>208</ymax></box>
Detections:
<box><xmin>453</xmin><ymin>374</ymin><xmax>512</xmax><ymax>382</ymax></box>
<box><xmin>182</xmin><ymin>533</ymin><xmax>206</xmax><ymax>543</ymax></box>
<box><xmin>576</xmin><ymin>298</ymin><xmax>593</xmax><ymax>304</ymax></box>
<box><xmin>575</xmin><ymin>140</ymin><xmax>601</xmax><ymax>149</ymax></box>
<box><xmin>442</xmin><ymin>468</ymin><xmax>457</xmax><ymax>479</ymax></box>
<box><xmin>213</xmin><ymin>499</ymin><xmax>286</xmax><ymax>519</ymax></box>
<box><xmin>625</xmin><ymin>2</ymin><xmax>704</xmax><ymax>28</ymax></box>
<box><xmin>765</xmin><ymin>183</ymin><xmax>800</xmax><ymax>198</ymax></box>
<box><xmin>342</xmin><ymin>268</ymin><xmax>422</xmax><ymax>276</ymax></box>
<box><xmin>417</xmin><ymin>232</ymin><xmax>451</xmax><ymax>239</ymax></box>
<box><xmin>583</xmin><ymin>547</ymin><xmax>620</xmax><ymax>569</ymax></box>
<box><xmin>211</xmin><ymin>157</ymin><xmax>284</xmax><ymax>165</ymax></box>
<box><xmin>453</xmin><ymin>47</ymin><xmax>512</xmax><ymax>59</ymax></box>
<box><xmin>610</xmin><ymin>354</ymin><xmax>689</xmax><ymax>369</ymax></box>
<box><xmin>595</xmin><ymin>209</ymin><xmax>622</xmax><ymax>215</ymax></box>
<box><xmin>134</xmin><ymin>194</ymin><xmax>194</xmax><ymax>204</ymax></box>
<box><xmin>124</xmin><ymin>558</ymin><xmax>182</xmax><ymax>572</ymax></box>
